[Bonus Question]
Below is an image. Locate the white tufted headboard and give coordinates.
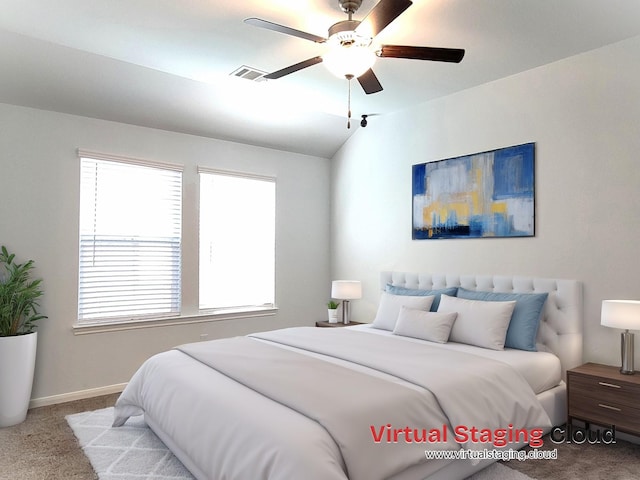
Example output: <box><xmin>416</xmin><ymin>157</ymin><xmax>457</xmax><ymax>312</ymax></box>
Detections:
<box><xmin>381</xmin><ymin>272</ymin><xmax>583</xmax><ymax>381</ymax></box>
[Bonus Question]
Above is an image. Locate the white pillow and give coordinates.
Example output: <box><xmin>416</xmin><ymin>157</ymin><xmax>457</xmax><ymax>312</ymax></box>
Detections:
<box><xmin>372</xmin><ymin>293</ymin><xmax>435</xmax><ymax>331</ymax></box>
<box><xmin>393</xmin><ymin>306</ymin><xmax>458</xmax><ymax>343</ymax></box>
<box><xmin>437</xmin><ymin>294</ymin><xmax>516</xmax><ymax>350</ymax></box>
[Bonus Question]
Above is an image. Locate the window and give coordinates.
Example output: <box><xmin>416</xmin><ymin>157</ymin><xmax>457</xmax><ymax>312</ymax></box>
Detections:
<box><xmin>78</xmin><ymin>153</ymin><xmax>182</xmax><ymax>323</ymax></box>
<box><xmin>199</xmin><ymin>169</ymin><xmax>275</xmax><ymax>311</ymax></box>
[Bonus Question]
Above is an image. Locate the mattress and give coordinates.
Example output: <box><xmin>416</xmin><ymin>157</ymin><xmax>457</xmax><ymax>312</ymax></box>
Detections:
<box><xmin>346</xmin><ymin>324</ymin><xmax>562</xmax><ymax>394</ymax></box>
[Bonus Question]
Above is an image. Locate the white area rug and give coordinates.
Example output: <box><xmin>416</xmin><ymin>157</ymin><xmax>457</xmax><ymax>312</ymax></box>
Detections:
<box><xmin>67</xmin><ymin>407</ymin><xmax>532</xmax><ymax>480</ymax></box>
<box><xmin>66</xmin><ymin>407</ymin><xmax>194</xmax><ymax>479</ymax></box>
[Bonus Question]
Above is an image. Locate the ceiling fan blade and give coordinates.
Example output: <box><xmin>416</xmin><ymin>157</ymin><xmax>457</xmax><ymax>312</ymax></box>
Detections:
<box><xmin>244</xmin><ymin>18</ymin><xmax>326</xmax><ymax>43</ymax></box>
<box><xmin>355</xmin><ymin>0</ymin><xmax>413</xmax><ymax>38</ymax></box>
<box><xmin>357</xmin><ymin>69</ymin><xmax>384</xmax><ymax>94</ymax></box>
<box><xmin>378</xmin><ymin>45</ymin><xmax>465</xmax><ymax>63</ymax></box>
<box><xmin>263</xmin><ymin>56</ymin><xmax>324</xmax><ymax>80</ymax></box>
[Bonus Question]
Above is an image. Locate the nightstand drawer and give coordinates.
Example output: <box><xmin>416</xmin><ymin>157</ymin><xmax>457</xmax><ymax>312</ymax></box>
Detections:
<box><xmin>568</xmin><ymin>394</ymin><xmax>640</xmax><ymax>435</ymax></box>
<box><xmin>569</xmin><ymin>373</ymin><xmax>640</xmax><ymax>408</ymax></box>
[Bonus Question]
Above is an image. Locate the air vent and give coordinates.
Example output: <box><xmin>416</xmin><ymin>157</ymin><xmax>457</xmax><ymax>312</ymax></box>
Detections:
<box><xmin>230</xmin><ymin>65</ymin><xmax>268</xmax><ymax>82</ymax></box>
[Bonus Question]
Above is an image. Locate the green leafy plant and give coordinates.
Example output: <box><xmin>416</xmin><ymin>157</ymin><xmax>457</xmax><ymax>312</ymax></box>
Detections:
<box><xmin>0</xmin><ymin>246</ymin><xmax>47</xmax><ymax>336</ymax></box>
<box><xmin>327</xmin><ymin>300</ymin><xmax>340</xmax><ymax>309</ymax></box>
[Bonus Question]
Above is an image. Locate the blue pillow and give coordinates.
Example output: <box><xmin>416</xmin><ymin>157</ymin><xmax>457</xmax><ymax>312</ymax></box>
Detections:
<box><xmin>385</xmin><ymin>284</ymin><xmax>458</xmax><ymax>312</ymax></box>
<box><xmin>455</xmin><ymin>288</ymin><xmax>548</xmax><ymax>351</ymax></box>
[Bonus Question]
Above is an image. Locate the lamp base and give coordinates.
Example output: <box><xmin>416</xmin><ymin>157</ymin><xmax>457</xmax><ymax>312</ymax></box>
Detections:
<box><xmin>620</xmin><ymin>330</ymin><xmax>635</xmax><ymax>375</ymax></box>
<box><xmin>343</xmin><ymin>300</ymin><xmax>351</xmax><ymax>325</ymax></box>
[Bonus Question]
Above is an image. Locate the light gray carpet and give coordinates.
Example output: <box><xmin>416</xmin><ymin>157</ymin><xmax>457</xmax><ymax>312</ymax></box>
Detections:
<box><xmin>503</xmin><ymin>433</ymin><xmax>640</xmax><ymax>480</ymax></box>
<box><xmin>469</xmin><ymin>463</ymin><xmax>533</xmax><ymax>480</ymax></box>
<box><xmin>0</xmin><ymin>393</ymin><xmax>118</xmax><ymax>480</ymax></box>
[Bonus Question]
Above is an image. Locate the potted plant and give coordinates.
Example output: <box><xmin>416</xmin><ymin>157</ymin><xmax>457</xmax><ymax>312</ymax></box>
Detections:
<box><xmin>327</xmin><ymin>300</ymin><xmax>340</xmax><ymax>323</ymax></box>
<box><xmin>0</xmin><ymin>245</ymin><xmax>47</xmax><ymax>427</ymax></box>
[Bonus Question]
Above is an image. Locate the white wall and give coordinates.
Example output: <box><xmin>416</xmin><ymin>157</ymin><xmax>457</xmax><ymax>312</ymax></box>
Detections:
<box><xmin>0</xmin><ymin>103</ymin><xmax>331</xmax><ymax>401</ymax></box>
<box><xmin>331</xmin><ymin>35</ymin><xmax>640</xmax><ymax>367</ymax></box>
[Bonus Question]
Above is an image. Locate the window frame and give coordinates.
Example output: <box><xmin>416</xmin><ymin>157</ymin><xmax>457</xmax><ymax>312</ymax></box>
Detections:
<box><xmin>197</xmin><ymin>166</ymin><xmax>277</xmax><ymax>314</ymax></box>
<box><xmin>76</xmin><ymin>150</ymin><xmax>183</xmax><ymax>327</ymax></box>
<box><xmin>73</xmin><ymin>152</ymin><xmax>278</xmax><ymax>335</ymax></box>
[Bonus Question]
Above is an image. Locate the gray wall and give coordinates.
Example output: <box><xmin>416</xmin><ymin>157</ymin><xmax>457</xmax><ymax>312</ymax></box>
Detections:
<box><xmin>331</xmin><ymin>35</ymin><xmax>640</xmax><ymax>368</ymax></box>
<box><xmin>0</xmin><ymin>103</ymin><xmax>331</xmax><ymax>401</ymax></box>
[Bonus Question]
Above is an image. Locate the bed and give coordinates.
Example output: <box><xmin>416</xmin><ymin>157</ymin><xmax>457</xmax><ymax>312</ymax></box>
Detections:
<box><xmin>113</xmin><ymin>272</ymin><xmax>583</xmax><ymax>480</ymax></box>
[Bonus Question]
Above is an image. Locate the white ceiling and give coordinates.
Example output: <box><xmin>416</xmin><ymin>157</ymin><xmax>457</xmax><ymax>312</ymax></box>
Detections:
<box><xmin>1</xmin><ymin>0</ymin><xmax>640</xmax><ymax>158</ymax></box>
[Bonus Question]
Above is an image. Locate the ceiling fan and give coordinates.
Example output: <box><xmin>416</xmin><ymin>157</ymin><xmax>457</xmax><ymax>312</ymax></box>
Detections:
<box><xmin>244</xmin><ymin>0</ymin><xmax>465</xmax><ymax>95</ymax></box>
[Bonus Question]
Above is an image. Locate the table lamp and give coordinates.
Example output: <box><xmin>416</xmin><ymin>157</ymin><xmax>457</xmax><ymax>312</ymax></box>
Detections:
<box><xmin>331</xmin><ymin>280</ymin><xmax>362</xmax><ymax>325</ymax></box>
<box><xmin>601</xmin><ymin>300</ymin><xmax>640</xmax><ymax>375</ymax></box>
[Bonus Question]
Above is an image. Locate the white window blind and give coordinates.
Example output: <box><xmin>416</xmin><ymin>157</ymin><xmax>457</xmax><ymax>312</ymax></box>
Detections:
<box><xmin>199</xmin><ymin>170</ymin><xmax>275</xmax><ymax>310</ymax></box>
<box><xmin>78</xmin><ymin>154</ymin><xmax>183</xmax><ymax>323</ymax></box>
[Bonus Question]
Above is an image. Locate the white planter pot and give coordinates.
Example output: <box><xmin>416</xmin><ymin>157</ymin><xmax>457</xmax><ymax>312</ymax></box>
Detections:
<box><xmin>327</xmin><ymin>309</ymin><xmax>338</xmax><ymax>323</ymax></box>
<box><xmin>0</xmin><ymin>332</ymin><xmax>37</xmax><ymax>428</ymax></box>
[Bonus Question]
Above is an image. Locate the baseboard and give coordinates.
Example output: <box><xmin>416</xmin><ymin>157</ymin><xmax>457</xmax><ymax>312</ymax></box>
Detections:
<box><xmin>29</xmin><ymin>383</ymin><xmax>127</xmax><ymax>409</ymax></box>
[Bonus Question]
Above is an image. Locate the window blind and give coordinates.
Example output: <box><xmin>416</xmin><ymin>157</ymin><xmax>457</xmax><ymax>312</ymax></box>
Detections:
<box><xmin>78</xmin><ymin>155</ymin><xmax>182</xmax><ymax>322</ymax></box>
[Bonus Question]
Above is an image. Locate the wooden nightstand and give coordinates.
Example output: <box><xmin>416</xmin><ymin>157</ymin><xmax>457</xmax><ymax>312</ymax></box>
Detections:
<box><xmin>315</xmin><ymin>321</ymin><xmax>364</xmax><ymax>328</ymax></box>
<box><xmin>567</xmin><ymin>362</ymin><xmax>640</xmax><ymax>436</ymax></box>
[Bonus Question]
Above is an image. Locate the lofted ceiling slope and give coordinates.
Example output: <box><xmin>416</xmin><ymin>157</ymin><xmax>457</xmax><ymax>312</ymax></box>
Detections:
<box><xmin>1</xmin><ymin>0</ymin><xmax>640</xmax><ymax>158</ymax></box>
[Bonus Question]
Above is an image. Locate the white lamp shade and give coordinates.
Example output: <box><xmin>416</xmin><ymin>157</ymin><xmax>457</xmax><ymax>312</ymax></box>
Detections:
<box><xmin>331</xmin><ymin>280</ymin><xmax>362</xmax><ymax>300</ymax></box>
<box><xmin>601</xmin><ymin>300</ymin><xmax>640</xmax><ymax>330</ymax></box>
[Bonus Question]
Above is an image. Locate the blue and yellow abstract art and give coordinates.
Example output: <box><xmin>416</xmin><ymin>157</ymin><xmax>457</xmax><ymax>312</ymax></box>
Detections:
<box><xmin>412</xmin><ymin>143</ymin><xmax>535</xmax><ymax>239</ymax></box>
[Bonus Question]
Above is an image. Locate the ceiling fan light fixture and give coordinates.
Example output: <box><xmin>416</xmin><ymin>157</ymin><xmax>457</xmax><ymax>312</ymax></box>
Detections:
<box><xmin>247</xmin><ymin>0</ymin><xmax>465</xmax><ymax>96</ymax></box>
<box><xmin>322</xmin><ymin>31</ymin><xmax>376</xmax><ymax>79</ymax></box>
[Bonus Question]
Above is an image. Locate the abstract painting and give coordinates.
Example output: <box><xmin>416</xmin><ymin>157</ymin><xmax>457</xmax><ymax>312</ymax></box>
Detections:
<box><xmin>412</xmin><ymin>143</ymin><xmax>535</xmax><ymax>239</ymax></box>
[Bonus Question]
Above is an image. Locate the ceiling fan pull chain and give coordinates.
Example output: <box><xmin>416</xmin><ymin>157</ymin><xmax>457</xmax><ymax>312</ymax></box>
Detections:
<box><xmin>346</xmin><ymin>74</ymin><xmax>353</xmax><ymax>129</ymax></box>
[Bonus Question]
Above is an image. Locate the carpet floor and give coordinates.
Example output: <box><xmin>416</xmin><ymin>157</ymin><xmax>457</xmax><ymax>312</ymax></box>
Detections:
<box><xmin>0</xmin><ymin>394</ymin><xmax>119</xmax><ymax>480</ymax></box>
<box><xmin>2</xmin><ymin>393</ymin><xmax>640</xmax><ymax>480</ymax></box>
<box><xmin>503</xmin><ymin>432</ymin><xmax>640</xmax><ymax>480</ymax></box>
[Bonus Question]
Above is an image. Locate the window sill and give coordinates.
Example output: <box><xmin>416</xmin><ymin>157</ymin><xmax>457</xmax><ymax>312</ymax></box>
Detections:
<box><xmin>72</xmin><ymin>306</ymin><xmax>278</xmax><ymax>335</ymax></box>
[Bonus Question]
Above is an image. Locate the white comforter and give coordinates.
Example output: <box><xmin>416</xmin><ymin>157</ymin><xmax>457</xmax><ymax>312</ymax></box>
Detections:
<box><xmin>113</xmin><ymin>327</ymin><xmax>551</xmax><ymax>480</ymax></box>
